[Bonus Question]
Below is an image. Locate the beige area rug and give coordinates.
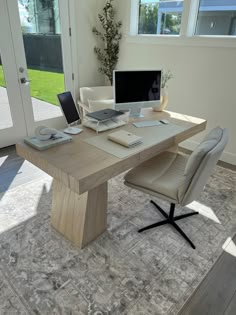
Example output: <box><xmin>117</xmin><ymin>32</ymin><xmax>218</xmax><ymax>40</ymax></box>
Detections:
<box><xmin>0</xmin><ymin>166</ymin><xmax>235</xmax><ymax>314</ymax></box>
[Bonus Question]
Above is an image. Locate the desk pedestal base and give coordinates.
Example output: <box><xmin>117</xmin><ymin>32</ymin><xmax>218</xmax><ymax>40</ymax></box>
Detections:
<box><xmin>51</xmin><ymin>180</ymin><xmax>107</xmax><ymax>248</ymax></box>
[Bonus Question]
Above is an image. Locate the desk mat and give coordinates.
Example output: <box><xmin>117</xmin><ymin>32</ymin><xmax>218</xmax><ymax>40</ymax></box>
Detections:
<box><xmin>84</xmin><ymin>123</ymin><xmax>186</xmax><ymax>159</ymax></box>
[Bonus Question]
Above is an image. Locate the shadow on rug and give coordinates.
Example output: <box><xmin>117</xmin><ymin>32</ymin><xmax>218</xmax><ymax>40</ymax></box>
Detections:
<box><xmin>0</xmin><ymin>166</ymin><xmax>235</xmax><ymax>314</ymax></box>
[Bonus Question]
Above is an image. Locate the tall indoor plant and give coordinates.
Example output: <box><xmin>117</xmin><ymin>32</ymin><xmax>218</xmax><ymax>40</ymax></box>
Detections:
<box><xmin>92</xmin><ymin>0</ymin><xmax>122</xmax><ymax>85</ymax></box>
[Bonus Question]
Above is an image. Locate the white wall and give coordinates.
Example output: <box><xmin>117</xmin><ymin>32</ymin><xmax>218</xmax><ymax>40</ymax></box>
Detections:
<box><xmin>115</xmin><ymin>0</ymin><xmax>236</xmax><ymax>165</ymax></box>
<box><xmin>74</xmin><ymin>0</ymin><xmax>105</xmax><ymax>92</ymax></box>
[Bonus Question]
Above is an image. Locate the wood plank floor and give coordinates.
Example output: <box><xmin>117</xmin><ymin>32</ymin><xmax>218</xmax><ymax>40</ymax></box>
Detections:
<box><xmin>1</xmin><ymin>145</ymin><xmax>236</xmax><ymax>315</ymax></box>
<box><xmin>179</xmin><ymin>235</ymin><xmax>236</xmax><ymax>315</ymax></box>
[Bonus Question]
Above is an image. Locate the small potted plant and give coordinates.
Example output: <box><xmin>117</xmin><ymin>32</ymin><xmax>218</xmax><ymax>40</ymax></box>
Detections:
<box><xmin>153</xmin><ymin>69</ymin><xmax>173</xmax><ymax>112</ymax></box>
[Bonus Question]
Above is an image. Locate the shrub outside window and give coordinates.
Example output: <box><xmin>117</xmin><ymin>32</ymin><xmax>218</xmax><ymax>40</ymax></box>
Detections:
<box><xmin>138</xmin><ymin>0</ymin><xmax>184</xmax><ymax>35</ymax></box>
<box><xmin>195</xmin><ymin>0</ymin><xmax>236</xmax><ymax>36</ymax></box>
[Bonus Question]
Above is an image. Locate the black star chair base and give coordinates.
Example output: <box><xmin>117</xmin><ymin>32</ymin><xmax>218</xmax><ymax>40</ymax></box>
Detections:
<box><xmin>138</xmin><ymin>201</ymin><xmax>198</xmax><ymax>249</ymax></box>
<box><xmin>124</xmin><ymin>127</ymin><xmax>228</xmax><ymax>249</ymax></box>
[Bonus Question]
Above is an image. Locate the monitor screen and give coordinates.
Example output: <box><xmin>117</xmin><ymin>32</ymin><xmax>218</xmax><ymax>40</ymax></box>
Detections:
<box><xmin>114</xmin><ymin>70</ymin><xmax>161</xmax><ymax>104</ymax></box>
<box><xmin>57</xmin><ymin>91</ymin><xmax>80</xmax><ymax>124</ymax></box>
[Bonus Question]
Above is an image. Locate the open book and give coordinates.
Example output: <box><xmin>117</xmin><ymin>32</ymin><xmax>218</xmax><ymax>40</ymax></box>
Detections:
<box><xmin>108</xmin><ymin>130</ymin><xmax>142</xmax><ymax>148</ymax></box>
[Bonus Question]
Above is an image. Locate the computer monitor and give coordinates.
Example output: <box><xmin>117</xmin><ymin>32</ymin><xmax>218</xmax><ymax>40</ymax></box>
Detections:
<box><xmin>113</xmin><ymin>70</ymin><xmax>162</xmax><ymax>117</ymax></box>
<box><xmin>57</xmin><ymin>91</ymin><xmax>82</xmax><ymax>134</ymax></box>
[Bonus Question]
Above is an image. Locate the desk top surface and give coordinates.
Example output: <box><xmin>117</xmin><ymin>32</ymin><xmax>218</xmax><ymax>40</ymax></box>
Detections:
<box><xmin>16</xmin><ymin>109</ymin><xmax>207</xmax><ymax>194</ymax></box>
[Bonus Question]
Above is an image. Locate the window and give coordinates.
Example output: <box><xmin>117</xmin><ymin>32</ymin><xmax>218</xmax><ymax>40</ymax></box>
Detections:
<box><xmin>19</xmin><ymin>0</ymin><xmax>61</xmax><ymax>34</ymax></box>
<box><xmin>138</xmin><ymin>0</ymin><xmax>184</xmax><ymax>35</ymax></box>
<box><xmin>134</xmin><ymin>0</ymin><xmax>236</xmax><ymax>40</ymax></box>
<box><xmin>195</xmin><ymin>0</ymin><xmax>236</xmax><ymax>36</ymax></box>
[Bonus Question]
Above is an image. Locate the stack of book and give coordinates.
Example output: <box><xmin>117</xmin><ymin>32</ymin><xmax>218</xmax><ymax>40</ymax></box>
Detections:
<box><xmin>24</xmin><ymin>131</ymin><xmax>72</xmax><ymax>151</ymax></box>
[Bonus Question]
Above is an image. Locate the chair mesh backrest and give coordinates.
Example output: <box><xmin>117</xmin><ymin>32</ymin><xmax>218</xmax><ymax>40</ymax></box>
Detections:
<box><xmin>79</xmin><ymin>86</ymin><xmax>113</xmax><ymax>106</ymax></box>
<box><xmin>181</xmin><ymin>127</ymin><xmax>229</xmax><ymax>206</ymax></box>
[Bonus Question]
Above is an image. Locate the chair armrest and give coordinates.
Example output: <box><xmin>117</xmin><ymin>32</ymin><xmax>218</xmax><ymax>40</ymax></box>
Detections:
<box><xmin>77</xmin><ymin>101</ymin><xmax>90</xmax><ymax>111</ymax></box>
<box><xmin>77</xmin><ymin>101</ymin><xmax>90</xmax><ymax>118</ymax></box>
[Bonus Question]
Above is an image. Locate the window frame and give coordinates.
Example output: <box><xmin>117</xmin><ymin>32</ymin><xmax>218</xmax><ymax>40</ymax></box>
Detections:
<box><xmin>129</xmin><ymin>0</ymin><xmax>236</xmax><ymax>48</ymax></box>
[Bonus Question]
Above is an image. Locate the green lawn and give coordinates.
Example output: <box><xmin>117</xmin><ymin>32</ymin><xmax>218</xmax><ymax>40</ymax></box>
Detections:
<box><xmin>0</xmin><ymin>66</ymin><xmax>64</xmax><ymax>105</ymax></box>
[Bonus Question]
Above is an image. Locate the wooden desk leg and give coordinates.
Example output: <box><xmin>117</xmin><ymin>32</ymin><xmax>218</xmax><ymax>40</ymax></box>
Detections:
<box><xmin>51</xmin><ymin>179</ymin><xmax>107</xmax><ymax>248</ymax></box>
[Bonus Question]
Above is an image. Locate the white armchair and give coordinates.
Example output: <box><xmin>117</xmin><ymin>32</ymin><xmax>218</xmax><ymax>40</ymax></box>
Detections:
<box><xmin>78</xmin><ymin>86</ymin><xmax>113</xmax><ymax>117</ymax></box>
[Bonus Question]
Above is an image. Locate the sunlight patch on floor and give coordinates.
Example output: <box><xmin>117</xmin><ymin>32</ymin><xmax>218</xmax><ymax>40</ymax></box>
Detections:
<box><xmin>0</xmin><ymin>181</ymin><xmax>52</xmax><ymax>234</ymax></box>
<box><xmin>0</xmin><ymin>213</ymin><xmax>36</xmax><ymax>234</ymax></box>
<box><xmin>222</xmin><ymin>237</ymin><xmax>236</xmax><ymax>258</ymax></box>
<box><xmin>187</xmin><ymin>201</ymin><xmax>221</xmax><ymax>224</ymax></box>
<box><xmin>0</xmin><ymin>155</ymin><xmax>8</xmax><ymax>166</ymax></box>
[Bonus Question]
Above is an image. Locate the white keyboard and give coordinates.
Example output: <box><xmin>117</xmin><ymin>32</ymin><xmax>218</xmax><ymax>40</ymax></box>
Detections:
<box><xmin>133</xmin><ymin>120</ymin><xmax>161</xmax><ymax>128</ymax></box>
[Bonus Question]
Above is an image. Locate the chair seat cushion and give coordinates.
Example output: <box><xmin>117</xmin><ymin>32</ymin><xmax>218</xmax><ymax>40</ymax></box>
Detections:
<box><xmin>124</xmin><ymin>151</ymin><xmax>190</xmax><ymax>203</ymax></box>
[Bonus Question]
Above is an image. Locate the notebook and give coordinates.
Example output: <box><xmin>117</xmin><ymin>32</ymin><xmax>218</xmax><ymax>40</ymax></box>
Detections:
<box><xmin>108</xmin><ymin>130</ymin><xmax>143</xmax><ymax>148</ymax></box>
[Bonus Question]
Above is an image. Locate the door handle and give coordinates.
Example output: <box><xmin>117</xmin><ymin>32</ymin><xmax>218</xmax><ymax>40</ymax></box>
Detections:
<box><xmin>20</xmin><ymin>77</ymin><xmax>31</xmax><ymax>85</ymax></box>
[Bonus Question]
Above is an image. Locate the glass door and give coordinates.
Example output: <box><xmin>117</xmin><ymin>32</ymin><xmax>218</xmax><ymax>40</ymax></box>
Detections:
<box><xmin>0</xmin><ymin>0</ymin><xmax>27</xmax><ymax>148</ymax></box>
<box><xmin>6</xmin><ymin>0</ymin><xmax>74</xmax><ymax>136</ymax></box>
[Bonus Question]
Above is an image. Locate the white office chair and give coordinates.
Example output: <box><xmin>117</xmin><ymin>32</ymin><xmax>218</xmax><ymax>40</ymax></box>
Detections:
<box><xmin>78</xmin><ymin>86</ymin><xmax>113</xmax><ymax>117</ymax></box>
<box><xmin>124</xmin><ymin>127</ymin><xmax>229</xmax><ymax>249</ymax></box>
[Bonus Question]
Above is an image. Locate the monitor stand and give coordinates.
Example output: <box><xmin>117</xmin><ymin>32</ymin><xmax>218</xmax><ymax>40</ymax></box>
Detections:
<box><xmin>129</xmin><ymin>107</ymin><xmax>144</xmax><ymax>118</ymax></box>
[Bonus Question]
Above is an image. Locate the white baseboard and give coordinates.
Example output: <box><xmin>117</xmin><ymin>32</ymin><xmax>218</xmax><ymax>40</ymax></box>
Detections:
<box><xmin>179</xmin><ymin>139</ymin><xmax>236</xmax><ymax>166</ymax></box>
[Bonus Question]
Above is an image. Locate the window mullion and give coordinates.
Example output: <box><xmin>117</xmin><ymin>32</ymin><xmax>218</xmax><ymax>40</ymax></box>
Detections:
<box><xmin>130</xmin><ymin>0</ymin><xmax>139</xmax><ymax>35</ymax></box>
<box><xmin>184</xmin><ymin>0</ymin><xmax>200</xmax><ymax>37</ymax></box>
<box><xmin>180</xmin><ymin>0</ymin><xmax>191</xmax><ymax>36</ymax></box>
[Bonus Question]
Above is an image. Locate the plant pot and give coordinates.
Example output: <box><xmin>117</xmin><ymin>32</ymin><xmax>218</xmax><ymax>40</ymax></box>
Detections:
<box><xmin>152</xmin><ymin>87</ymin><xmax>168</xmax><ymax>112</ymax></box>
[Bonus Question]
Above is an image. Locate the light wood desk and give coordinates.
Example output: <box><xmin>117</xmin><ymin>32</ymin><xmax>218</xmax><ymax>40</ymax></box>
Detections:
<box><xmin>16</xmin><ymin>109</ymin><xmax>207</xmax><ymax>248</ymax></box>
